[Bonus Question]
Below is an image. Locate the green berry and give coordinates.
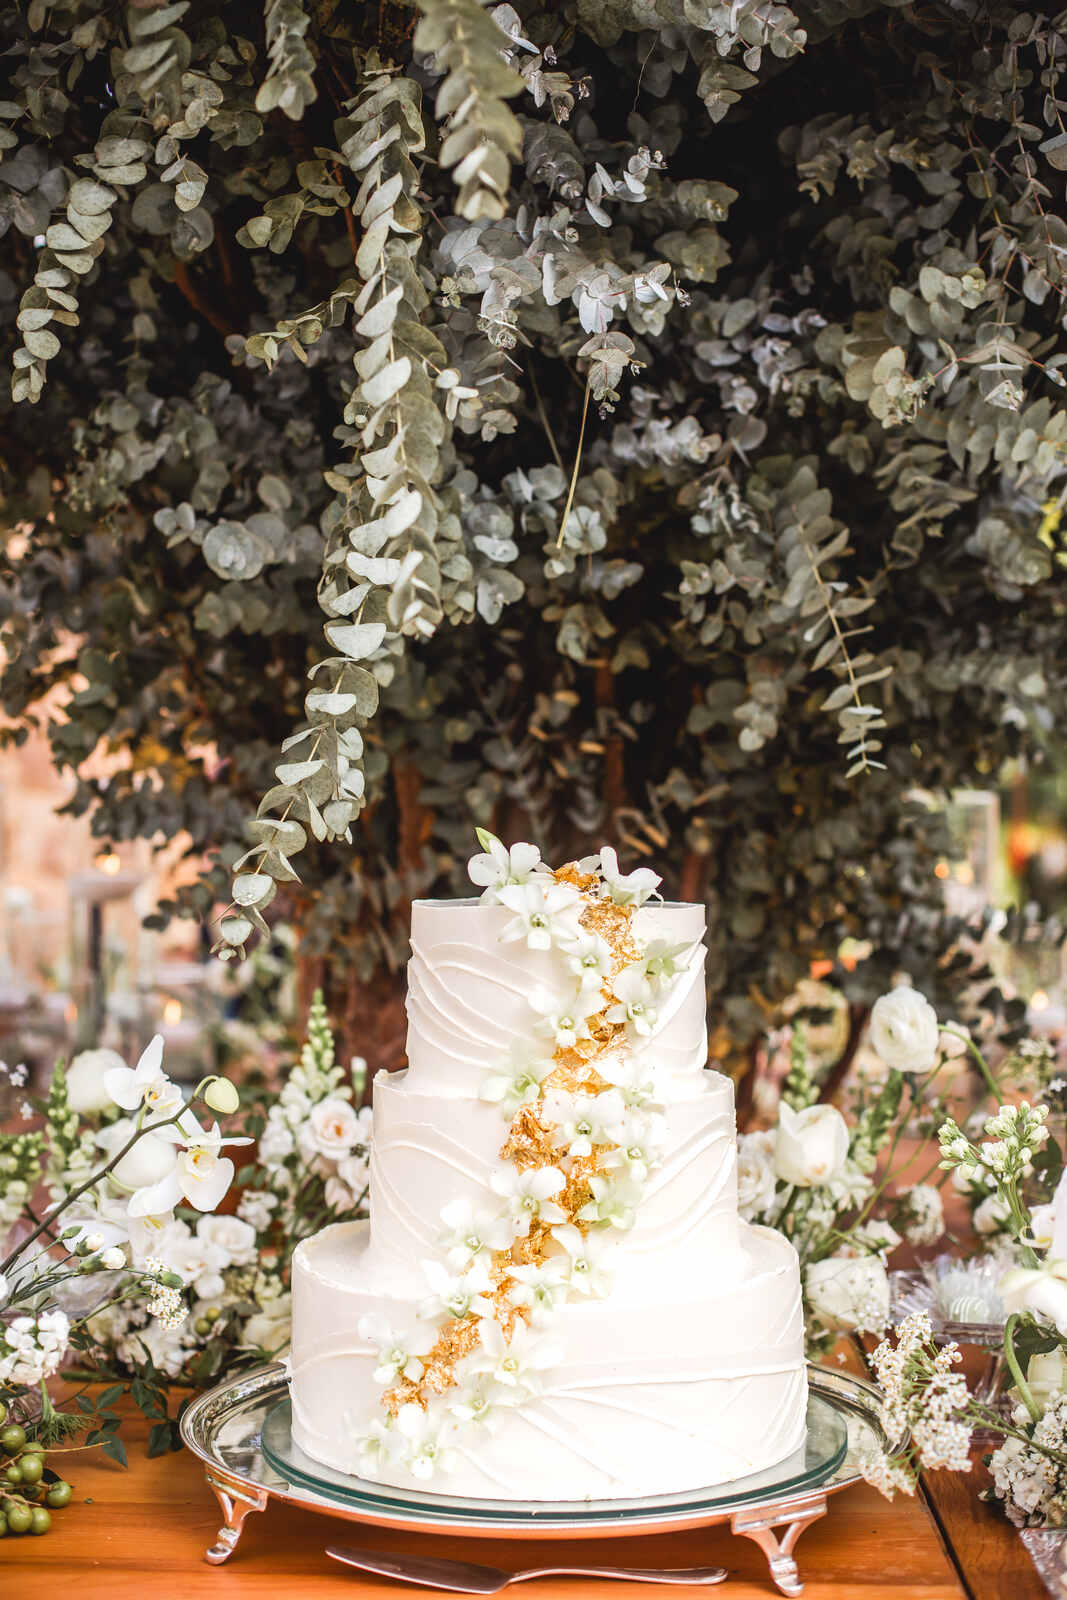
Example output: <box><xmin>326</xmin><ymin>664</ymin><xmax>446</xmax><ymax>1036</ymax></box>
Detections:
<box><xmin>6</xmin><ymin>1503</ymin><xmax>31</xmax><ymax>1534</ymax></box>
<box><xmin>0</xmin><ymin>1511</ymin><xmax>7</xmax><ymax>1537</ymax></box>
<box><xmin>29</xmin><ymin>1506</ymin><xmax>50</xmax><ymax>1535</ymax></box>
<box><xmin>18</xmin><ymin>1455</ymin><xmax>42</xmax><ymax>1485</ymax></box>
<box><xmin>0</xmin><ymin>1425</ymin><xmax>26</xmax><ymax>1456</ymax></box>
<box><xmin>21</xmin><ymin>1440</ymin><xmax>45</xmax><ymax>1455</ymax></box>
<box><xmin>5</xmin><ymin>1463</ymin><xmax>21</xmax><ymax>1484</ymax></box>
<box><xmin>0</xmin><ymin>1401</ymin><xmax>7</xmax><ymax>1427</ymax></box>
<box><xmin>45</xmin><ymin>1481</ymin><xmax>72</xmax><ymax>1509</ymax></box>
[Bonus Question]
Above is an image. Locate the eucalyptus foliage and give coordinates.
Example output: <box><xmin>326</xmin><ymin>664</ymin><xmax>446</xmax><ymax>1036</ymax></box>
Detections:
<box><xmin>2</xmin><ymin>0</ymin><xmax>1067</xmax><ymax>1054</ymax></box>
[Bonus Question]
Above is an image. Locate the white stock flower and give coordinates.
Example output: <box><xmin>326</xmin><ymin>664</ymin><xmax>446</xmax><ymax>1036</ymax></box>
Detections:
<box><xmin>736</xmin><ymin>1130</ymin><xmax>779</xmax><ymax>1219</ymax></box>
<box><xmin>490</xmin><ymin>1164</ymin><xmax>567</xmax><ymax>1235</ymax></box>
<box><xmin>550</xmin><ymin>1222</ymin><xmax>614</xmax><ymax>1296</ymax></box>
<box><xmin>528</xmin><ymin>984</ymin><xmax>597</xmax><ymax>1050</ymax></box>
<box><xmin>468</xmin><ymin>1318</ymin><xmax>561</xmax><ymax>1394</ymax></box>
<box><xmin>468</xmin><ymin>831</ymin><xmax>547</xmax><ymax>897</ymax></box>
<box><xmin>1000</xmin><ymin>1260</ymin><xmax>1067</xmax><ymax>1337</ymax></box>
<box><xmin>481</xmin><ymin>1046</ymin><xmax>556</xmax><ymax>1114</ymax></box>
<box><xmin>774</xmin><ymin>1101</ymin><xmax>850</xmax><ymax>1188</ymax></box>
<box><xmin>869</xmin><ymin>985</ymin><xmax>940</xmax><ymax>1075</ymax></box>
<box><xmin>438</xmin><ymin>1196</ymin><xmax>513</xmax><ymax>1271</ymax></box>
<box><xmin>597</xmin><ymin>846</ymin><xmax>660</xmax><ymax>907</ymax></box>
<box><xmin>197</xmin><ymin>1213</ymin><xmax>257</xmax><ymax>1265</ymax></box>
<box><xmin>496</xmin><ymin>880</ymin><xmax>583</xmax><ymax>950</ymax></box>
<box><xmin>542</xmin><ymin>1088</ymin><xmax>625</xmax><ymax>1159</ymax></box>
<box><xmin>306</xmin><ymin>1095</ymin><xmax>362</xmax><ymax>1160</ymax></box>
<box><xmin>104</xmin><ymin>1035</ymin><xmax>184</xmax><ymax>1122</ymax></box>
<box><xmin>258</xmin><ymin>1118</ymin><xmax>295</xmax><ymax>1168</ymax></box>
<box><xmin>806</xmin><ymin>1254</ymin><xmax>890</xmax><ymax>1333</ymax></box>
<box><xmin>903</xmin><ymin>1183</ymin><xmax>944</xmax><ymax>1247</ymax></box>
<box><xmin>605</xmin><ymin>964</ymin><xmax>658</xmax><ymax>1037</ymax></box>
<box><xmin>359</xmin><ymin>1312</ymin><xmax>436</xmax><ymax>1384</ymax></box>
<box><xmin>562</xmin><ymin>931</ymin><xmax>613</xmax><ymax>991</ymax></box>
<box><xmin>65</xmin><ymin>1047</ymin><xmax>127</xmax><ymax>1114</ymax></box>
<box><xmin>419</xmin><ymin>1258</ymin><xmax>495</xmax><ymax>1321</ymax></box>
<box><xmin>577</xmin><ymin>1173</ymin><xmax>642</xmax><ymax>1230</ymax></box>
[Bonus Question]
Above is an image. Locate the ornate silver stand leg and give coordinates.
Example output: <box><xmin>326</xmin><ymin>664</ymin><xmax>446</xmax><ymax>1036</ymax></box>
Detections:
<box><xmin>204</xmin><ymin>1467</ymin><xmax>270</xmax><ymax>1564</ymax></box>
<box><xmin>731</xmin><ymin>1494</ymin><xmax>828</xmax><ymax>1597</ymax></box>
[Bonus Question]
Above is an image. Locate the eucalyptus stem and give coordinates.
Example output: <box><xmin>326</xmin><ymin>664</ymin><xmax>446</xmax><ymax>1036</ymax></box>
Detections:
<box><xmin>1002</xmin><ymin>1312</ymin><xmax>1041</xmax><ymax>1423</ymax></box>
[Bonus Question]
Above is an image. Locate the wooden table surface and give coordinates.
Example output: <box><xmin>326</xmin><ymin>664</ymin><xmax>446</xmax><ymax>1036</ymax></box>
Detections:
<box><xmin>1</xmin><ymin>1408</ymin><xmax>1054</xmax><ymax>1600</ymax></box>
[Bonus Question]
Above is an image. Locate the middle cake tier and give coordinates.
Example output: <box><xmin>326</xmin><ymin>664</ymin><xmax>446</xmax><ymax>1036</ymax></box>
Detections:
<box><xmin>367</xmin><ymin>1066</ymin><xmax>746</xmax><ymax>1293</ymax></box>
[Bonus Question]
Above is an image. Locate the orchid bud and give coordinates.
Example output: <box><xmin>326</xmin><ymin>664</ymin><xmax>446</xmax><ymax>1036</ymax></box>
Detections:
<box><xmin>201</xmin><ymin>1076</ymin><xmax>240</xmax><ymax>1115</ymax></box>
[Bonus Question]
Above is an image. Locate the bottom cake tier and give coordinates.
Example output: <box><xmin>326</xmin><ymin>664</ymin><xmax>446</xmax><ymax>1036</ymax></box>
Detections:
<box><xmin>289</xmin><ymin>1219</ymin><xmax>808</xmax><ymax>1501</ymax></box>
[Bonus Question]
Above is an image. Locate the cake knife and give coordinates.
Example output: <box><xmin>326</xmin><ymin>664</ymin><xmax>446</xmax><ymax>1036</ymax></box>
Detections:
<box><xmin>326</xmin><ymin>1545</ymin><xmax>727</xmax><ymax>1591</ymax></box>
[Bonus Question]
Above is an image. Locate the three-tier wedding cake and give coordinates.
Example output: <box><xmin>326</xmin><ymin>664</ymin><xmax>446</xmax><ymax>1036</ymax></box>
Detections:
<box><xmin>288</xmin><ymin>835</ymin><xmax>807</xmax><ymax>1500</ymax></box>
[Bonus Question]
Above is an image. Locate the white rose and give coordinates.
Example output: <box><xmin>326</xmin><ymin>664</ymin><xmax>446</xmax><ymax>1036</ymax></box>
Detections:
<box><xmin>774</xmin><ymin>1102</ymin><xmax>850</xmax><ymax>1188</ymax></box>
<box><xmin>197</xmin><ymin>1214</ymin><xmax>257</xmax><ymax>1266</ymax></box>
<box><xmin>307</xmin><ymin>1096</ymin><xmax>361</xmax><ymax>1160</ymax></box>
<box><xmin>66</xmin><ymin>1048</ymin><xmax>127</xmax><ymax>1114</ymax></box>
<box><xmin>736</xmin><ymin>1131</ymin><xmax>778</xmax><ymax>1219</ymax></box>
<box><xmin>806</xmin><ymin>1254</ymin><xmax>890</xmax><ymax>1333</ymax></box>
<box><xmin>869</xmin><ymin>985</ymin><xmax>940</xmax><ymax>1074</ymax></box>
<box><xmin>1001</xmin><ymin>1261</ymin><xmax>1067</xmax><ymax>1337</ymax></box>
<box><xmin>243</xmin><ymin>1293</ymin><xmax>292</xmax><ymax>1354</ymax></box>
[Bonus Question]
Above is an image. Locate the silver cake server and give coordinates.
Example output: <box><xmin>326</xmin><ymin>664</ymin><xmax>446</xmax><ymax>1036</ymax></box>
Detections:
<box><xmin>326</xmin><ymin>1544</ymin><xmax>728</xmax><ymax>1591</ymax></box>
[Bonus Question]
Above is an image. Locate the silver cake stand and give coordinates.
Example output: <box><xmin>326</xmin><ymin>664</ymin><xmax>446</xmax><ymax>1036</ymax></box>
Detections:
<box><xmin>179</xmin><ymin>1362</ymin><xmax>889</xmax><ymax>1596</ymax></box>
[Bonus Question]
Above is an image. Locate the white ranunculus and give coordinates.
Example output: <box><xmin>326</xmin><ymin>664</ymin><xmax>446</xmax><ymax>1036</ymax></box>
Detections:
<box><xmin>869</xmin><ymin>985</ymin><xmax>940</xmax><ymax>1074</ymax></box>
<box><xmin>774</xmin><ymin>1102</ymin><xmax>850</xmax><ymax>1188</ymax></box>
<box><xmin>806</xmin><ymin>1254</ymin><xmax>890</xmax><ymax>1333</ymax></box>
<box><xmin>306</xmin><ymin>1095</ymin><xmax>362</xmax><ymax>1160</ymax></box>
<box><xmin>1026</xmin><ymin>1349</ymin><xmax>1067</xmax><ymax>1409</ymax></box>
<box><xmin>65</xmin><ymin>1048</ymin><xmax>127</xmax><ymax>1114</ymax></box>
<box><xmin>736</xmin><ymin>1130</ymin><xmax>778</xmax><ymax>1219</ymax></box>
<box><xmin>1001</xmin><ymin>1260</ymin><xmax>1067</xmax><ymax>1337</ymax></box>
<box><xmin>197</xmin><ymin>1213</ymin><xmax>257</xmax><ymax>1266</ymax></box>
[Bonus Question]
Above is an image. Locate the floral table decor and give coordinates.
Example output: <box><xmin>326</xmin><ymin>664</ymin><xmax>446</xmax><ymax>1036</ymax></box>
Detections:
<box><xmin>0</xmin><ymin>991</ymin><xmax>369</xmax><ymax>1540</ymax></box>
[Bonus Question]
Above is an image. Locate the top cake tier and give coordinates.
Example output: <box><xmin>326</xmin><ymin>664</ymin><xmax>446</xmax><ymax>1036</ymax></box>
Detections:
<box><xmin>405</xmin><ymin>896</ymin><xmax>708</xmax><ymax>1098</ymax></box>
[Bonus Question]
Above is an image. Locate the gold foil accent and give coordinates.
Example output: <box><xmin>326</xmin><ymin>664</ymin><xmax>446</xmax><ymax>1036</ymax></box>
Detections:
<box><xmin>382</xmin><ymin>859</ymin><xmax>639</xmax><ymax>1413</ymax></box>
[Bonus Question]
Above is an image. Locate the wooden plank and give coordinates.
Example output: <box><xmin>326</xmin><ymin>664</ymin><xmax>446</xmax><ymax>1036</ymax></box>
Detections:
<box><xmin>2</xmin><ymin>1411</ymin><xmax>965</xmax><ymax>1600</ymax></box>
<box><xmin>921</xmin><ymin>1461</ymin><xmax>1050</xmax><ymax>1600</ymax></box>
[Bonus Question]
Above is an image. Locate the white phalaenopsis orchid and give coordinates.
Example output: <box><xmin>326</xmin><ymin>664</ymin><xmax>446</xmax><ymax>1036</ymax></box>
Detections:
<box><xmin>481</xmin><ymin>1045</ymin><xmax>556</xmax><ymax>1114</ymax></box>
<box><xmin>577</xmin><ymin>1173</ymin><xmax>643</xmax><ymax>1230</ymax></box>
<box><xmin>104</xmin><ymin>1035</ymin><xmax>184</xmax><ymax>1123</ymax></box>
<box><xmin>605</xmin><ymin>964</ymin><xmax>658</xmax><ymax>1037</ymax></box>
<box><xmin>359</xmin><ymin>1312</ymin><xmax>437</xmax><ymax>1385</ymax></box>
<box><xmin>495</xmin><ymin>880</ymin><xmax>583</xmax><ymax>951</ymax></box>
<box><xmin>126</xmin><ymin>1119</ymin><xmax>252</xmax><ymax>1218</ymax></box>
<box><xmin>467</xmin><ymin>830</ymin><xmax>548</xmax><ymax>898</ymax></box>
<box><xmin>542</xmin><ymin>1088</ymin><xmax>626</xmax><ymax>1159</ymax></box>
<box><xmin>419</xmin><ymin>1257</ymin><xmax>495</xmax><ymax>1321</ymax></box>
<box><xmin>597</xmin><ymin>845</ymin><xmax>661</xmax><ymax>907</ymax></box>
<box><xmin>528</xmin><ymin>984</ymin><xmax>597</xmax><ymax>1050</ymax></box>
<box><xmin>490</xmin><ymin>1164</ymin><xmax>567</xmax><ymax>1235</ymax></box>
<box><xmin>603</xmin><ymin>1110</ymin><xmax>663</xmax><ymax>1183</ymax></box>
<box><xmin>562</xmin><ymin>930</ymin><xmax>614</xmax><ymax>991</ymax></box>
<box><xmin>394</xmin><ymin>1402</ymin><xmax>455</xmax><ymax>1480</ymax></box>
<box><xmin>505</xmin><ymin>1257</ymin><xmax>568</xmax><ymax>1324</ymax></box>
<box><xmin>550</xmin><ymin>1222</ymin><xmax>615</xmax><ymax>1297</ymax></box>
<box><xmin>438</xmin><ymin>1196</ymin><xmax>513</xmax><ymax>1271</ymax></box>
<box><xmin>468</xmin><ymin>1317</ymin><xmax>562</xmax><ymax>1395</ymax></box>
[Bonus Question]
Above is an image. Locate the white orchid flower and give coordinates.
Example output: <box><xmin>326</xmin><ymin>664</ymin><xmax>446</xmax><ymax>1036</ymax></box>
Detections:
<box><xmin>448</xmin><ymin>1375</ymin><xmax>511</xmax><ymax>1431</ymax></box>
<box><xmin>481</xmin><ymin>1045</ymin><xmax>556</xmax><ymax>1114</ymax></box>
<box><xmin>597</xmin><ymin>845</ymin><xmax>661</xmax><ymax>907</ymax></box>
<box><xmin>126</xmin><ymin>1120</ymin><xmax>251</xmax><ymax>1218</ymax></box>
<box><xmin>490</xmin><ymin>1164</ymin><xmax>567</xmax><ymax>1235</ymax></box>
<box><xmin>550</xmin><ymin>1222</ymin><xmax>615</xmax><ymax>1297</ymax></box>
<box><xmin>354</xmin><ymin>1413</ymin><xmax>396</xmax><ymax>1476</ymax></box>
<box><xmin>358</xmin><ymin>1312</ymin><xmax>437</xmax><ymax>1384</ymax></box>
<box><xmin>561</xmin><ymin>930</ymin><xmax>613</xmax><ymax>991</ymax></box>
<box><xmin>438</xmin><ymin>1196</ymin><xmax>513</xmax><ymax>1271</ymax></box>
<box><xmin>541</xmin><ymin>1088</ymin><xmax>626</xmax><ymax>1159</ymax></box>
<box><xmin>528</xmin><ymin>985</ymin><xmax>597</xmax><ymax>1050</ymax></box>
<box><xmin>394</xmin><ymin>1403</ymin><xmax>455</xmax><ymax>1480</ymax></box>
<box><xmin>504</xmin><ymin>1257</ymin><xmax>568</xmax><ymax>1324</ymax></box>
<box><xmin>419</xmin><ymin>1257</ymin><xmax>495</xmax><ymax>1321</ymax></box>
<box><xmin>495</xmin><ymin>880</ymin><xmax>583</xmax><ymax>951</ymax></box>
<box><xmin>637</xmin><ymin>938</ymin><xmax>693</xmax><ymax>989</ymax></box>
<box><xmin>597</xmin><ymin>1053</ymin><xmax>662</xmax><ymax>1111</ymax></box>
<box><xmin>577</xmin><ymin>1173</ymin><xmax>643</xmax><ymax>1230</ymax></box>
<box><xmin>605</xmin><ymin>963</ymin><xmax>658</xmax><ymax>1037</ymax></box>
<box><xmin>603</xmin><ymin>1110</ymin><xmax>664</xmax><ymax>1182</ymax></box>
<box><xmin>467</xmin><ymin>830</ymin><xmax>548</xmax><ymax>898</ymax></box>
<box><xmin>468</xmin><ymin>1317</ymin><xmax>562</xmax><ymax>1394</ymax></box>
<box><xmin>104</xmin><ymin>1035</ymin><xmax>184</xmax><ymax>1123</ymax></box>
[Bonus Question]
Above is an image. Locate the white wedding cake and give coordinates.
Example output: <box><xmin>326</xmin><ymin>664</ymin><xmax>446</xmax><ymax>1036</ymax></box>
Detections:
<box><xmin>289</xmin><ymin>836</ymin><xmax>807</xmax><ymax>1500</ymax></box>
